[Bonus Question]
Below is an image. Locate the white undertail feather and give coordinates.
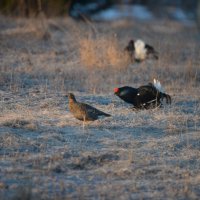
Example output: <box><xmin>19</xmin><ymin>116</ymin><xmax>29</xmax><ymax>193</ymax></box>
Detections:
<box><xmin>153</xmin><ymin>79</ymin><xmax>165</xmax><ymax>93</ymax></box>
<box><xmin>134</xmin><ymin>39</ymin><xmax>147</xmax><ymax>60</ymax></box>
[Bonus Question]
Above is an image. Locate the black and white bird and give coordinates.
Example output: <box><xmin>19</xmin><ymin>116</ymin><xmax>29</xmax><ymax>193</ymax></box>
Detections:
<box><xmin>125</xmin><ymin>39</ymin><xmax>158</xmax><ymax>62</ymax></box>
<box><xmin>114</xmin><ymin>79</ymin><xmax>171</xmax><ymax>110</ymax></box>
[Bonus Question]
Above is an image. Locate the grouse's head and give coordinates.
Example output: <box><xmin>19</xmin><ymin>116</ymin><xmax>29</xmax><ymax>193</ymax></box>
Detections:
<box><xmin>125</xmin><ymin>40</ymin><xmax>135</xmax><ymax>52</ymax></box>
<box><xmin>129</xmin><ymin>39</ymin><xmax>134</xmax><ymax>44</ymax></box>
<box><xmin>68</xmin><ymin>93</ymin><xmax>76</xmax><ymax>103</ymax></box>
<box><xmin>128</xmin><ymin>40</ymin><xmax>134</xmax><ymax>48</ymax></box>
<box><xmin>114</xmin><ymin>87</ymin><xmax>120</xmax><ymax>95</ymax></box>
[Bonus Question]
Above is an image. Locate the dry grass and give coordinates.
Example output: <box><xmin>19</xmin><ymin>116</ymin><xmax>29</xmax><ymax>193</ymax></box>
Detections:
<box><xmin>0</xmin><ymin>16</ymin><xmax>200</xmax><ymax>200</ymax></box>
<box><xmin>79</xmin><ymin>36</ymin><xmax>130</xmax><ymax>69</ymax></box>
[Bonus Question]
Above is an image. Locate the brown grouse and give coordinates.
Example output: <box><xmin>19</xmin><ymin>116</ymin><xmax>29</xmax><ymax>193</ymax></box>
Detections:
<box><xmin>68</xmin><ymin>93</ymin><xmax>111</xmax><ymax>121</ymax></box>
<box><xmin>114</xmin><ymin>79</ymin><xmax>171</xmax><ymax>110</ymax></box>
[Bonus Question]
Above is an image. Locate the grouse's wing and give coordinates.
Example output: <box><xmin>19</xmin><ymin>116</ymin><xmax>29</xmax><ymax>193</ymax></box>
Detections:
<box><xmin>145</xmin><ymin>44</ymin><xmax>155</xmax><ymax>52</ymax></box>
<box><xmin>137</xmin><ymin>85</ymin><xmax>158</xmax><ymax>104</ymax></box>
<box><xmin>117</xmin><ymin>87</ymin><xmax>138</xmax><ymax>105</ymax></box>
<box><xmin>145</xmin><ymin>44</ymin><xmax>158</xmax><ymax>59</ymax></box>
<box><xmin>80</xmin><ymin>103</ymin><xmax>110</xmax><ymax>117</ymax></box>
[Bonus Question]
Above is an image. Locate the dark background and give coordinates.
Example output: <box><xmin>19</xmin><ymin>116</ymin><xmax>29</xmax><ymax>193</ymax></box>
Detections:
<box><xmin>0</xmin><ymin>0</ymin><xmax>198</xmax><ymax>18</ymax></box>
<box><xmin>0</xmin><ymin>0</ymin><xmax>200</xmax><ymax>28</ymax></box>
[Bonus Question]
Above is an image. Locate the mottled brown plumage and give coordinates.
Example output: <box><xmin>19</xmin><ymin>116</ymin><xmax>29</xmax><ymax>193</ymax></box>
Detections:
<box><xmin>68</xmin><ymin>93</ymin><xmax>111</xmax><ymax>121</ymax></box>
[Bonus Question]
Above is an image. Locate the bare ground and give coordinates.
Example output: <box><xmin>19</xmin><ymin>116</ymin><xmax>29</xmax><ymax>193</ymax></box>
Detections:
<box><xmin>0</xmin><ymin>15</ymin><xmax>200</xmax><ymax>199</ymax></box>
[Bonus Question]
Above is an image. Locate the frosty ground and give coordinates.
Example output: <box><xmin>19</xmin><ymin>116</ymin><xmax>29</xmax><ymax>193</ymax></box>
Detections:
<box><xmin>0</xmin><ymin>16</ymin><xmax>200</xmax><ymax>199</ymax></box>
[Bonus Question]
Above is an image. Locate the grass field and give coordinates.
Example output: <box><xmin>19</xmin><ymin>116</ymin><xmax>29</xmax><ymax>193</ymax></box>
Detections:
<box><xmin>0</xmin><ymin>15</ymin><xmax>200</xmax><ymax>199</ymax></box>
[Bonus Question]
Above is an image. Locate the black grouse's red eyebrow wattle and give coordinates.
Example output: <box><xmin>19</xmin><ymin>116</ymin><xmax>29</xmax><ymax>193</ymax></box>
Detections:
<box><xmin>114</xmin><ymin>88</ymin><xmax>119</xmax><ymax>93</ymax></box>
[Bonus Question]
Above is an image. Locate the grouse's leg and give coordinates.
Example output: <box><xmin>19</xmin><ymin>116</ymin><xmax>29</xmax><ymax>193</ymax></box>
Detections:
<box><xmin>82</xmin><ymin>116</ymin><xmax>86</xmax><ymax>129</ymax></box>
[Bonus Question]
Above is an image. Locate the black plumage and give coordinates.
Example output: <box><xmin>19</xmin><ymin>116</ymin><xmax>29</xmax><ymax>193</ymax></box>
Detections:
<box><xmin>114</xmin><ymin>83</ymin><xmax>171</xmax><ymax>110</ymax></box>
<box><xmin>124</xmin><ymin>40</ymin><xmax>135</xmax><ymax>62</ymax></box>
<box><xmin>145</xmin><ymin>44</ymin><xmax>158</xmax><ymax>60</ymax></box>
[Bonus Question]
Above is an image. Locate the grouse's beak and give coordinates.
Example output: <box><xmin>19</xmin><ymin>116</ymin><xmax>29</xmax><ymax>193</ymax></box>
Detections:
<box><xmin>65</xmin><ymin>93</ymin><xmax>71</xmax><ymax>98</ymax></box>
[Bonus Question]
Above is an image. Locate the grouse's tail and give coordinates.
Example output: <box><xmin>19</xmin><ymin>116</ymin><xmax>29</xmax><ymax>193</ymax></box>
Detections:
<box><xmin>102</xmin><ymin>112</ymin><xmax>111</xmax><ymax>117</ymax></box>
<box><xmin>96</xmin><ymin>109</ymin><xmax>111</xmax><ymax>117</ymax></box>
<box><xmin>153</xmin><ymin>79</ymin><xmax>164</xmax><ymax>93</ymax></box>
<box><xmin>161</xmin><ymin>93</ymin><xmax>171</xmax><ymax>104</ymax></box>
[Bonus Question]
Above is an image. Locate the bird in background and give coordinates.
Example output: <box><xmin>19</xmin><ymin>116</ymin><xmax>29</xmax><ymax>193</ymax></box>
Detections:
<box><xmin>125</xmin><ymin>39</ymin><xmax>158</xmax><ymax>62</ymax></box>
<box><xmin>114</xmin><ymin>79</ymin><xmax>171</xmax><ymax>110</ymax></box>
<box><xmin>68</xmin><ymin>93</ymin><xmax>111</xmax><ymax>122</ymax></box>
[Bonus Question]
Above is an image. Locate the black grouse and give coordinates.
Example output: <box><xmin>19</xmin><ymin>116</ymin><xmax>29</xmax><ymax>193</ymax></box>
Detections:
<box><xmin>125</xmin><ymin>39</ymin><xmax>158</xmax><ymax>62</ymax></box>
<box><xmin>114</xmin><ymin>79</ymin><xmax>171</xmax><ymax>109</ymax></box>
<box><xmin>68</xmin><ymin>93</ymin><xmax>111</xmax><ymax>121</ymax></box>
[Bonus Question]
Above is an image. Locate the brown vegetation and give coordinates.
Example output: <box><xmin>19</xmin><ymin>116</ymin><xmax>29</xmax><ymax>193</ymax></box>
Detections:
<box><xmin>0</xmin><ymin>16</ymin><xmax>199</xmax><ymax>199</ymax></box>
<box><xmin>79</xmin><ymin>36</ymin><xmax>130</xmax><ymax>69</ymax></box>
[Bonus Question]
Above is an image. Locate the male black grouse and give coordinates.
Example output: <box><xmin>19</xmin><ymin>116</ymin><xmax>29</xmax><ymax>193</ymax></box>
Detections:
<box><xmin>114</xmin><ymin>79</ymin><xmax>171</xmax><ymax>109</ymax></box>
<box><xmin>125</xmin><ymin>39</ymin><xmax>158</xmax><ymax>62</ymax></box>
<box><xmin>68</xmin><ymin>93</ymin><xmax>111</xmax><ymax>121</ymax></box>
